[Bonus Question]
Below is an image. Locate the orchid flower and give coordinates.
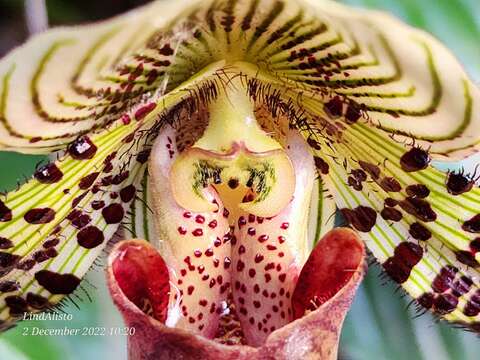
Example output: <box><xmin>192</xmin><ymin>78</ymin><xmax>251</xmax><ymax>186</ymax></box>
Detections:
<box><xmin>0</xmin><ymin>0</ymin><xmax>479</xmax><ymax>357</ymax></box>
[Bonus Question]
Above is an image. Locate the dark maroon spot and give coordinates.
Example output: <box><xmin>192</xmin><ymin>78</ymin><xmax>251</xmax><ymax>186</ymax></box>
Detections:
<box><xmin>228</xmin><ymin>178</ymin><xmax>239</xmax><ymax>189</ymax></box>
<box><xmin>417</xmin><ymin>292</ymin><xmax>434</xmax><ymax>309</ymax></box>
<box><xmin>159</xmin><ymin>44</ymin><xmax>174</xmax><ymax>56</ymax></box>
<box><xmin>67</xmin><ymin>209</ymin><xmax>82</xmax><ymax>221</ymax></box>
<box><xmin>345</xmin><ymin>103</ymin><xmax>362</xmax><ymax>124</ymax></box>
<box><xmin>34</xmin><ymin>163</ymin><xmax>63</xmax><ymax>184</ymax></box>
<box><xmin>359</xmin><ymin>161</ymin><xmax>380</xmax><ymax>180</ymax></box>
<box><xmin>79</xmin><ymin>172</ymin><xmax>99</xmax><ymax>190</ymax></box>
<box><xmin>112</xmin><ymin>171</ymin><xmax>130</xmax><ymax>185</ymax></box>
<box><xmin>209</xmin><ymin>278</ymin><xmax>216</xmax><ymax>288</ymax></box>
<box><xmin>400</xmin><ymin>147</ymin><xmax>430</xmax><ymax>172</ymax></box>
<box><xmin>77</xmin><ymin>226</ymin><xmax>104</xmax><ymax>249</ymax></box>
<box><xmin>348</xmin><ymin>177</ymin><xmax>362</xmax><ymax>191</ymax></box>
<box><xmin>33</xmin><ymin>250</ymin><xmax>49</xmax><ymax>263</ymax></box>
<box><xmin>45</xmin><ymin>248</ymin><xmax>58</xmax><ymax>259</ymax></box>
<box><xmin>178</xmin><ymin>227</ymin><xmax>187</xmax><ymax>235</ymax></box>
<box><xmin>470</xmin><ymin>238</ymin><xmax>480</xmax><ymax>253</ymax></box>
<box><xmin>24</xmin><ymin>208</ymin><xmax>55</xmax><ymax>224</ymax></box>
<box><xmin>104</xmin><ymin>162</ymin><xmax>113</xmax><ymax>173</ymax></box>
<box><xmin>5</xmin><ymin>295</ymin><xmax>28</xmax><ymax>316</ymax></box>
<box><xmin>101</xmin><ymin>175</ymin><xmax>113</xmax><ymax>187</ymax></box>
<box><xmin>456</xmin><ymin>251</ymin><xmax>479</xmax><ymax>268</ymax></box>
<box><xmin>223</xmin><ymin>208</ymin><xmax>230</xmax><ymax>218</ymax></box>
<box><xmin>452</xmin><ymin>276</ymin><xmax>472</xmax><ymax>297</ymax></box>
<box><xmin>237</xmin><ymin>260</ymin><xmax>245</xmax><ymax>272</ymax></box>
<box><xmin>383</xmin><ymin>242</ymin><xmax>423</xmax><ymax>284</ymax></box>
<box><xmin>135</xmin><ymin>103</ymin><xmax>156</xmax><ymax>121</ymax></box>
<box><xmin>264</xmin><ymin>263</ymin><xmax>275</xmax><ymax>271</ymax></box>
<box><xmin>91</xmin><ymin>200</ymin><xmax>105</xmax><ymax>210</ymax></box>
<box><xmin>352</xmin><ymin>169</ymin><xmax>367</xmax><ymax>182</ymax></box>
<box><xmin>193</xmin><ymin>229</ymin><xmax>203</xmax><ymax>237</ymax></box>
<box><xmin>379</xmin><ymin>177</ymin><xmax>402</xmax><ymax>192</ymax></box>
<box><xmin>464</xmin><ymin>300</ymin><xmax>480</xmax><ymax>317</ymax></box>
<box><xmin>72</xmin><ymin>192</ymin><xmax>88</xmax><ymax>207</ymax></box>
<box><xmin>258</xmin><ymin>234</ymin><xmax>269</xmax><ymax>243</ymax></box>
<box><xmin>205</xmin><ymin>248</ymin><xmax>214</xmax><ymax>257</ymax></box>
<box><xmin>16</xmin><ymin>259</ymin><xmax>35</xmax><ymax>271</ymax></box>
<box><xmin>409</xmin><ymin>222</ymin><xmax>431</xmax><ymax>241</ymax></box>
<box><xmin>123</xmin><ymin>133</ymin><xmax>135</xmax><ymax>143</ymax></box>
<box><xmin>314</xmin><ymin>156</ymin><xmax>329</xmax><ymax>175</ymax></box>
<box><xmin>395</xmin><ymin>242</ymin><xmax>424</xmax><ymax>264</ymax></box>
<box><xmin>324</xmin><ymin>96</ymin><xmax>343</xmax><ymax>118</ymax></box>
<box><xmin>67</xmin><ymin>210</ymin><xmax>87</xmax><ymax>229</ymax></box>
<box><xmin>102</xmin><ymin>203</ymin><xmax>124</xmax><ymax>224</ymax></box>
<box><xmin>35</xmin><ymin>270</ymin><xmax>81</xmax><ymax>294</ymax></box>
<box><xmin>399</xmin><ymin>197</ymin><xmax>437</xmax><ymax>222</ymax></box>
<box><xmin>406</xmin><ymin>184</ymin><xmax>430</xmax><ymax>198</ymax></box>
<box><xmin>432</xmin><ymin>265</ymin><xmax>457</xmax><ymax>293</ymax></box>
<box><xmin>26</xmin><ymin>292</ymin><xmax>50</xmax><ymax>310</ymax></box>
<box><xmin>68</xmin><ymin>136</ymin><xmax>97</xmax><ymax>160</ymax></box>
<box><xmin>446</xmin><ymin>172</ymin><xmax>474</xmax><ymax>195</ymax></box>
<box><xmin>238</xmin><ymin>217</ymin><xmax>247</xmax><ymax>228</ymax></box>
<box><xmin>223</xmin><ymin>231</ymin><xmax>234</xmax><ymax>244</ymax></box>
<box><xmin>463</xmin><ymin>214</ymin><xmax>480</xmax><ymax>233</ymax></box>
<box><xmin>384</xmin><ymin>198</ymin><xmax>399</xmax><ymax>207</ymax></box>
<box><xmin>307</xmin><ymin>138</ymin><xmax>321</xmax><ymax>150</ymax></box>
<box><xmin>120</xmin><ymin>185</ymin><xmax>136</xmax><ymax>203</ymax></box>
<box><xmin>471</xmin><ymin>290</ymin><xmax>480</xmax><ymax>306</ymax></box>
<box><xmin>254</xmin><ymin>254</ymin><xmax>264</xmax><ymax>263</ymax></box>
<box><xmin>238</xmin><ymin>245</ymin><xmax>246</xmax><ymax>255</ymax></box>
<box><xmin>0</xmin><ymin>237</ymin><xmax>13</xmax><ymax>249</ymax></box>
<box><xmin>71</xmin><ymin>214</ymin><xmax>91</xmax><ymax>229</ymax></box>
<box><xmin>136</xmin><ymin>149</ymin><xmax>151</xmax><ymax>164</ymax></box>
<box><xmin>0</xmin><ymin>200</ymin><xmax>12</xmax><ymax>222</ymax></box>
<box><xmin>121</xmin><ymin>114</ymin><xmax>131</xmax><ymax>125</ymax></box>
<box><xmin>381</xmin><ymin>208</ymin><xmax>403</xmax><ymax>222</ymax></box>
<box><xmin>433</xmin><ymin>293</ymin><xmax>458</xmax><ymax>315</ymax></box>
<box><xmin>341</xmin><ymin>206</ymin><xmax>377</xmax><ymax>232</ymax></box>
<box><xmin>242</xmin><ymin>193</ymin><xmax>255</xmax><ymax>202</ymax></box>
<box><xmin>0</xmin><ymin>280</ymin><xmax>19</xmax><ymax>293</ymax></box>
<box><xmin>104</xmin><ymin>152</ymin><xmax>116</xmax><ymax>164</ymax></box>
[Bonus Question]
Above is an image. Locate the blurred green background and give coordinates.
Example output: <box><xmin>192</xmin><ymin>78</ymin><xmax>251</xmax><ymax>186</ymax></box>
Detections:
<box><xmin>0</xmin><ymin>0</ymin><xmax>479</xmax><ymax>359</ymax></box>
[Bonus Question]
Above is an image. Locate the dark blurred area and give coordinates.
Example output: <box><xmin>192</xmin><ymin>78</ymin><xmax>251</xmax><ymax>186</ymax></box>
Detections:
<box><xmin>0</xmin><ymin>0</ymin><xmax>152</xmax><ymax>56</ymax></box>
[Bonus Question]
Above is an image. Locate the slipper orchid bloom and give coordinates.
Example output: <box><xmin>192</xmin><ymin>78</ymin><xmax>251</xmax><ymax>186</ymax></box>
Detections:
<box><xmin>0</xmin><ymin>1</ymin><xmax>479</xmax><ymax>357</ymax></box>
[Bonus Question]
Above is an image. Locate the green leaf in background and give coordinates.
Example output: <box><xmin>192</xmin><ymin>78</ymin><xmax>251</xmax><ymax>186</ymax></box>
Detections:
<box><xmin>0</xmin><ymin>153</ymin><xmax>45</xmax><ymax>191</ymax></box>
<box><xmin>0</xmin><ymin>1</ymin><xmax>478</xmax><ymax>359</ymax></box>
